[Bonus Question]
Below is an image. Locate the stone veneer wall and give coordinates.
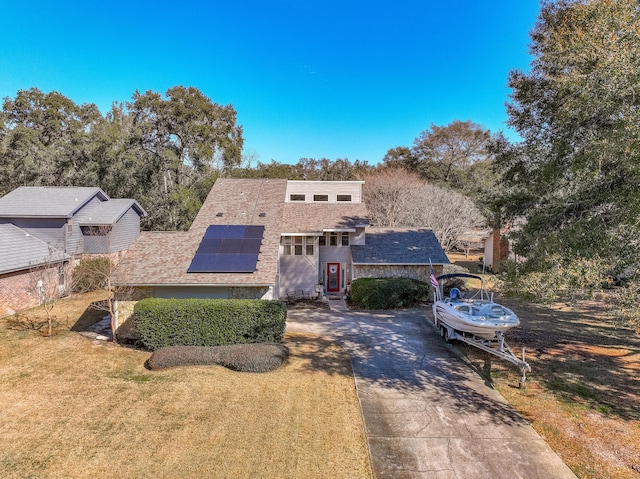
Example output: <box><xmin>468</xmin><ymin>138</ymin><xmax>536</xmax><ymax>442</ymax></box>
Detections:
<box><xmin>114</xmin><ymin>287</ymin><xmax>153</xmax><ymax>330</ymax></box>
<box><xmin>228</xmin><ymin>287</ymin><xmax>272</xmax><ymax>300</ymax></box>
<box><xmin>352</xmin><ymin>264</ymin><xmax>444</xmax><ymax>283</ymax></box>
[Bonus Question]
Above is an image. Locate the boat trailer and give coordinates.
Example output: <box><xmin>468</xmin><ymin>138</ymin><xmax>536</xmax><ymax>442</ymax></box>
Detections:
<box><xmin>433</xmin><ymin>314</ymin><xmax>532</xmax><ymax>387</ymax></box>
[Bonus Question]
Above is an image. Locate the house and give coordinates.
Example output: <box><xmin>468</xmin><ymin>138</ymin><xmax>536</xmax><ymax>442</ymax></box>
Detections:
<box><xmin>0</xmin><ymin>186</ymin><xmax>146</xmax><ymax>316</ymax></box>
<box><xmin>0</xmin><ymin>223</ymin><xmax>70</xmax><ymax>316</ymax></box>
<box><xmin>113</xmin><ymin>178</ymin><xmax>449</xmax><ymax>326</ymax></box>
<box><xmin>0</xmin><ymin>186</ymin><xmax>147</xmax><ymax>257</ymax></box>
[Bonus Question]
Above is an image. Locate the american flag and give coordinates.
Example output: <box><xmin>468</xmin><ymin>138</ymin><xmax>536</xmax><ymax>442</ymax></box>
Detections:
<box><xmin>430</xmin><ymin>265</ymin><xmax>438</xmax><ymax>289</ymax></box>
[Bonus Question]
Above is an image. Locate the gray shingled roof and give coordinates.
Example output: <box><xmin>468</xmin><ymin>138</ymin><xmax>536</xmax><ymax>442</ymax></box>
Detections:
<box><xmin>0</xmin><ymin>224</ymin><xmax>69</xmax><ymax>274</ymax></box>
<box><xmin>77</xmin><ymin>199</ymin><xmax>147</xmax><ymax>225</ymax></box>
<box><xmin>351</xmin><ymin>228</ymin><xmax>450</xmax><ymax>265</ymax></box>
<box><xmin>0</xmin><ymin>187</ymin><xmax>108</xmax><ymax>218</ymax></box>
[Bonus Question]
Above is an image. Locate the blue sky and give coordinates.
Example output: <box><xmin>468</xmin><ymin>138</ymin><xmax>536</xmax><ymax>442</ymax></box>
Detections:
<box><xmin>0</xmin><ymin>0</ymin><xmax>540</xmax><ymax>165</ymax></box>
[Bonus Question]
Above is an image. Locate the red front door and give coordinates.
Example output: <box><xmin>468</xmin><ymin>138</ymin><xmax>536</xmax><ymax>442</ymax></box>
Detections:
<box><xmin>327</xmin><ymin>263</ymin><xmax>341</xmax><ymax>293</ymax></box>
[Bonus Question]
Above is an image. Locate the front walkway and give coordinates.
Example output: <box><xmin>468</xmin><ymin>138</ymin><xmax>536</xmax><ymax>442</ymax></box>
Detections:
<box><xmin>286</xmin><ymin>306</ymin><xmax>577</xmax><ymax>479</ymax></box>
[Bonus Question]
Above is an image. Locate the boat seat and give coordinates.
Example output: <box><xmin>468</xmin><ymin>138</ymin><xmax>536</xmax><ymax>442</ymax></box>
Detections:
<box><xmin>454</xmin><ymin>305</ymin><xmax>471</xmax><ymax>314</ymax></box>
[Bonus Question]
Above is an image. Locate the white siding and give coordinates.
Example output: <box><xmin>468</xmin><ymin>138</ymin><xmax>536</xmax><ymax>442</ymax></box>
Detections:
<box><xmin>279</xmin><ymin>255</ymin><xmax>318</xmax><ymax>297</ymax></box>
<box><xmin>285</xmin><ymin>181</ymin><xmax>363</xmax><ymax>203</ymax></box>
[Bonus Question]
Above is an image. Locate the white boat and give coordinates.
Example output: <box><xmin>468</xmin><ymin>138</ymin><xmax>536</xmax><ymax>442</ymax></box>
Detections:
<box><xmin>432</xmin><ymin>273</ymin><xmax>520</xmax><ymax>340</ymax></box>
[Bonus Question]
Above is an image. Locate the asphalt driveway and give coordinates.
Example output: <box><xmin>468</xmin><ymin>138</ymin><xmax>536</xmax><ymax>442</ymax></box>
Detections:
<box><xmin>286</xmin><ymin>305</ymin><xmax>577</xmax><ymax>479</ymax></box>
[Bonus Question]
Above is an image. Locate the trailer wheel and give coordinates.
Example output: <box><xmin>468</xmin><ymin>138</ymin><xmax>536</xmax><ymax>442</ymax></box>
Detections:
<box><xmin>440</xmin><ymin>325</ymin><xmax>453</xmax><ymax>344</ymax></box>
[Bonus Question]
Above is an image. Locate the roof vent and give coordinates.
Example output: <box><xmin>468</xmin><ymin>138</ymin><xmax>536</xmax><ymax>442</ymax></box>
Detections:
<box><xmin>259</xmin><ymin>212</ymin><xmax>266</xmax><ymax>217</ymax></box>
<box><xmin>216</xmin><ymin>212</ymin><xmax>223</xmax><ymax>217</ymax></box>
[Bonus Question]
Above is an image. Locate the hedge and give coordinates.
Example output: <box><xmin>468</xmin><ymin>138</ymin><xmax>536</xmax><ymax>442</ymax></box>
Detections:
<box><xmin>134</xmin><ymin>298</ymin><xmax>287</xmax><ymax>351</ymax></box>
<box><xmin>350</xmin><ymin>277</ymin><xmax>430</xmax><ymax>309</ymax></box>
<box><xmin>147</xmin><ymin>343</ymin><xmax>290</xmax><ymax>372</ymax></box>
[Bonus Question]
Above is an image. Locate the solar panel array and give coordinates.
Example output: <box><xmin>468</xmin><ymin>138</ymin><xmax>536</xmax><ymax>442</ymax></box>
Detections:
<box><xmin>187</xmin><ymin>225</ymin><xmax>264</xmax><ymax>273</ymax></box>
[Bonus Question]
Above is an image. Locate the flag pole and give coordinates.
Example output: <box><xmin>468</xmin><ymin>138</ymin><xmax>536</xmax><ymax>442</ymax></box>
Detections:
<box><xmin>429</xmin><ymin>258</ymin><xmax>440</xmax><ymax>302</ymax></box>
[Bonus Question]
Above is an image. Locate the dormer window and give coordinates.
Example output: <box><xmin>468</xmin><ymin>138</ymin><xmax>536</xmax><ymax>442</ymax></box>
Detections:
<box><xmin>290</xmin><ymin>194</ymin><xmax>305</xmax><ymax>201</ymax></box>
<box><xmin>313</xmin><ymin>194</ymin><xmax>328</xmax><ymax>202</ymax></box>
<box><xmin>337</xmin><ymin>194</ymin><xmax>352</xmax><ymax>202</ymax></box>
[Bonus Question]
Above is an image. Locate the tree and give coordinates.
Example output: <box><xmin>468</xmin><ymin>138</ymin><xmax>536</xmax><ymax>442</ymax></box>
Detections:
<box><xmin>361</xmin><ymin>169</ymin><xmax>485</xmax><ymax>251</ymax></box>
<box><xmin>494</xmin><ymin>0</ymin><xmax>640</xmax><ymax>273</ymax></box>
<box><xmin>129</xmin><ymin>86</ymin><xmax>244</xmax><ymax>230</ymax></box>
<box><xmin>381</xmin><ymin>146</ymin><xmax>418</xmax><ymax>171</ymax></box>
<box><xmin>27</xmin><ymin>246</ymin><xmax>69</xmax><ymax>336</ymax></box>
<box><xmin>412</xmin><ymin>120</ymin><xmax>492</xmax><ymax>187</ymax></box>
<box><xmin>0</xmin><ymin>88</ymin><xmax>101</xmax><ymax>195</ymax></box>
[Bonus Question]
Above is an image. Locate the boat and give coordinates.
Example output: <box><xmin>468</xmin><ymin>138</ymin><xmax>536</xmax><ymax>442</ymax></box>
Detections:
<box><xmin>432</xmin><ymin>273</ymin><xmax>520</xmax><ymax>340</ymax></box>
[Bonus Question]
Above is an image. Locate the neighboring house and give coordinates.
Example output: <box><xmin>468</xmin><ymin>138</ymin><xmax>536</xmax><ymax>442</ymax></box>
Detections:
<box><xmin>113</xmin><ymin>178</ymin><xmax>449</xmax><ymax>327</ymax></box>
<box><xmin>0</xmin><ymin>223</ymin><xmax>70</xmax><ymax>316</ymax></box>
<box><xmin>0</xmin><ymin>186</ymin><xmax>146</xmax><ymax>317</ymax></box>
<box><xmin>0</xmin><ymin>186</ymin><xmax>146</xmax><ymax>257</ymax></box>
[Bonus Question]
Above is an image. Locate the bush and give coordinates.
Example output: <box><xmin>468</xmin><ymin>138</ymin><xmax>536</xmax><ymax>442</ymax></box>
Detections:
<box><xmin>147</xmin><ymin>343</ymin><xmax>290</xmax><ymax>372</ymax></box>
<box><xmin>71</xmin><ymin>257</ymin><xmax>113</xmax><ymax>292</ymax></box>
<box><xmin>350</xmin><ymin>277</ymin><xmax>429</xmax><ymax>309</ymax></box>
<box><xmin>500</xmin><ymin>256</ymin><xmax>612</xmax><ymax>303</ymax></box>
<box><xmin>134</xmin><ymin>298</ymin><xmax>287</xmax><ymax>351</ymax></box>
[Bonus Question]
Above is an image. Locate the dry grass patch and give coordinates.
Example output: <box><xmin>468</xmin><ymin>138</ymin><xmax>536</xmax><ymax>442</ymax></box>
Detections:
<box><xmin>0</xmin><ymin>294</ymin><xmax>372</xmax><ymax>479</ymax></box>
<box><xmin>455</xmin><ymin>296</ymin><xmax>640</xmax><ymax>479</ymax></box>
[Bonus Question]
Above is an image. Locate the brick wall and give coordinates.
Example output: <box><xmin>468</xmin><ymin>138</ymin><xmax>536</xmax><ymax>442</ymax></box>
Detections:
<box><xmin>0</xmin><ymin>263</ymin><xmax>69</xmax><ymax>317</ymax></box>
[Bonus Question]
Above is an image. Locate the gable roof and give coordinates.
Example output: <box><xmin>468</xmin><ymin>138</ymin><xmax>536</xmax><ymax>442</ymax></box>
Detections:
<box><xmin>77</xmin><ymin>199</ymin><xmax>147</xmax><ymax>225</ymax></box>
<box><xmin>351</xmin><ymin>228</ymin><xmax>449</xmax><ymax>265</ymax></box>
<box><xmin>0</xmin><ymin>224</ymin><xmax>69</xmax><ymax>275</ymax></box>
<box><xmin>113</xmin><ymin>179</ymin><xmax>288</xmax><ymax>286</ymax></box>
<box><xmin>0</xmin><ymin>186</ymin><xmax>108</xmax><ymax>218</ymax></box>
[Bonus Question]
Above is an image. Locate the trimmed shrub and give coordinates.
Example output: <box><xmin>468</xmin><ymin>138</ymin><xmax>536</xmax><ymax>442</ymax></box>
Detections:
<box><xmin>350</xmin><ymin>277</ymin><xmax>429</xmax><ymax>309</ymax></box>
<box><xmin>147</xmin><ymin>343</ymin><xmax>290</xmax><ymax>372</ymax></box>
<box><xmin>134</xmin><ymin>298</ymin><xmax>287</xmax><ymax>351</ymax></box>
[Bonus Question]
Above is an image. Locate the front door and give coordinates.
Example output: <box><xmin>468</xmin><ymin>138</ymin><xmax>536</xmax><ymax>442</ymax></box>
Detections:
<box><xmin>326</xmin><ymin>263</ymin><xmax>341</xmax><ymax>293</ymax></box>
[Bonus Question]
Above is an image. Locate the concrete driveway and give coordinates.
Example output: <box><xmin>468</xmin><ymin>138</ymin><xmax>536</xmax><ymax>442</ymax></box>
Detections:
<box><xmin>286</xmin><ymin>305</ymin><xmax>577</xmax><ymax>479</ymax></box>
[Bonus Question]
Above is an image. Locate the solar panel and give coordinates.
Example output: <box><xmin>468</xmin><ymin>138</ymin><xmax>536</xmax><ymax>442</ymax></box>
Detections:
<box><xmin>203</xmin><ymin>225</ymin><xmax>247</xmax><ymax>239</ymax></box>
<box><xmin>219</xmin><ymin>239</ymin><xmax>241</xmax><ymax>253</ymax></box>
<box><xmin>239</xmin><ymin>238</ymin><xmax>262</xmax><ymax>254</ymax></box>
<box><xmin>188</xmin><ymin>225</ymin><xmax>264</xmax><ymax>273</ymax></box>
<box><xmin>244</xmin><ymin>225</ymin><xmax>265</xmax><ymax>239</ymax></box>
<box><xmin>196</xmin><ymin>238</ymin><xmax>223</xmax><ymax>254</ymax></box>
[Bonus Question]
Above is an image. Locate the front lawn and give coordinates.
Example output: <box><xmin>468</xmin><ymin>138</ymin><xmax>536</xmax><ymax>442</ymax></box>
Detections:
<box><xmin>0</xmin><ymin>293</ymin><xmax>372</xmax><ymax>479</ymax></box>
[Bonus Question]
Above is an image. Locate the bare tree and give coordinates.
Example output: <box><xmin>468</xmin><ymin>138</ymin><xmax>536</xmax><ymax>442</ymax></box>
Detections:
<box><xmin>71</xmin><ymin>226</ymin><xmax>134</xmax><ymax>341</ymax></box>
<box><xmin>362</xmin><ymin>169</ymin><xmax>485</xmax><ymax>251</ymax></box>
<box><xmin>27</xmin><ymin>246</ymin><xmax>69</xmax><ymax>336</ymax></box>
<box><xmin>359</xmin><ymin>169</ymin><xmax>423</xmax><ymax>227</ymax></box>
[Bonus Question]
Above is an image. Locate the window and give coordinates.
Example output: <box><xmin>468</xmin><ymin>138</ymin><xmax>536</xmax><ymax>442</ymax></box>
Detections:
<box><xmin>81</xmin><ymin>225</ymin><xmax>111</xmax><ymax>236</ymax></box>
<box><xmin>341</xmin><ymin>232</ymin><xmax>349</xmax><ymax>246</ymax></box>
<box><xmin>294</xmin><ymin>236</ymin><xmax>303</xmax><ymax>255</ymax></box>
<box><xmin>330</xmin><ymin>232</ymin><xmax>338</xmax><ymax>246</ymax></box>
<box><xmin>337</xmin><ymin>194</ymin><xmax>352</xmax><ymax>202</ymax></box>
<box><xmin>306</xmin><ymin>236</ymin><xmax>314</xmax><ymax>255</ymax></box>
<box><xmin>290</xmin><ymin>194</ymin><xmax>305</xmax><ymax>201</ymax></box>
<box><xmin>282</xmin><ymin>236</ymin><xmax>314</xmax><ymax>255</ymax></box>
<box><xmin>319</xmin><ymin>235</ymin><xmax>326</xmax><ymax>246</ymax></box>
<box><xmin>313</xmin><ymin>194</ymin><xmax>328</xmax><ymax>202</ymax></box>
<box><xmin>282</xmin><ymin>236</ymin><xmax>292</xmax><ymax>255</ymax></box>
